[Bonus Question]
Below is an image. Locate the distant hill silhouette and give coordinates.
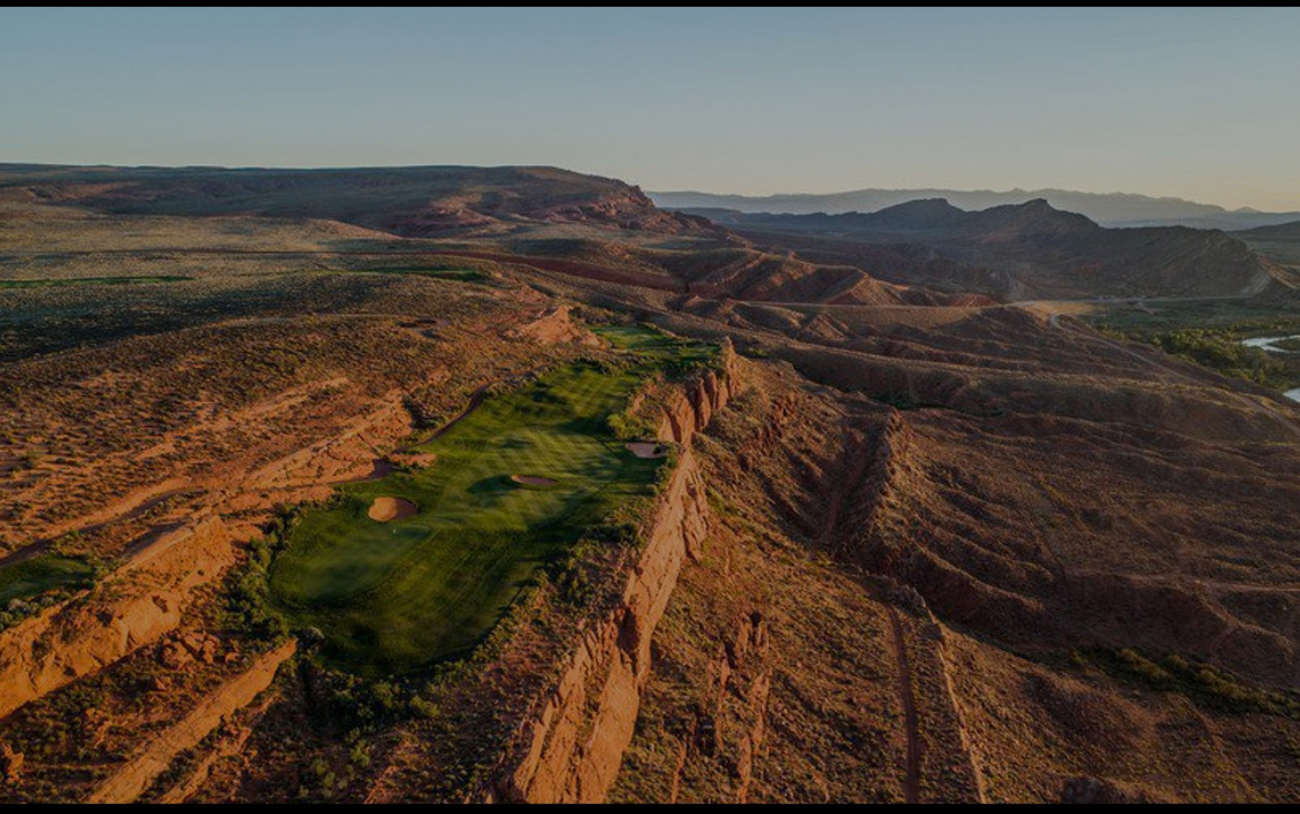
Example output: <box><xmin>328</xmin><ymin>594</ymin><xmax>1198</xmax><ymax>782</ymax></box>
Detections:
<box><xmin>0</xmin><ymin>163</ymin><xmax>713</xmax><ymax>237</ymax></box>
<box><xmin>1233</xmin><ymin>218</ymin><xmax>1300</xmax><ymax>274</ymax></box>
<box><xmin>4</xmin><ymin>163</ymin><xmax>1293</xmax><ymax>303</ymax></box>
<box><xmin>651</xmin><ymin>186</ymin><xmax>1300</xmax><ymax>230</ymax></box>
<box><xmin>693</xmin><ymin>199</ymin><xmax>1298</xmax><ymax>300</ymax></box>
<box><xmin>1235</xmin><ymin>219</ymin><xmax>1300</xmax><ymax>241</ymax></box>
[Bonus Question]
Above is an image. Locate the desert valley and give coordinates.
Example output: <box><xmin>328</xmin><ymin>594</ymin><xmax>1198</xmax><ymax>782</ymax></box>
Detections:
<box><xmin>1</xmin><ymin>161</ymin><xmax>1299</xmax><ymax>803</ymax></box>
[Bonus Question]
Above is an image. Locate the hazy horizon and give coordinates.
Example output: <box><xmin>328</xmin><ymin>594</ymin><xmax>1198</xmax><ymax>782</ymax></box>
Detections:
<box><xmin>3</xmin><ymin>7</ymin><xmax>1298</xmax><ymax>210</ymax></box>
<box><xmin>642</xmin><ymin>184</ymin><xmax>1297</xmax><ymax>214</ymax></box>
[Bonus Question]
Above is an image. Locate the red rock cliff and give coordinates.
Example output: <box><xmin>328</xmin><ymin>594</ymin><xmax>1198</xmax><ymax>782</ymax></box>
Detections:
<box><xmin>485</xmin><ymin>341</ymin><xmax>739</xmax><ymax>803</ymax></box>
<box><xmin>0</xmin><ymin>514</ymin><xmax>234</xmax><ymax>720</ymax></box>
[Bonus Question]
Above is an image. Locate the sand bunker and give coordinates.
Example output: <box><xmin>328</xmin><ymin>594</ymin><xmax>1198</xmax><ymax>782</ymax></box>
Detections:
<box><xmin>511</xmin><ymin>474</ymin><xmax>558</xmax><ymax>487</ymax></box>
<box><xmin>368</xmin><ymin>496</ymin><xmax>418</xmax><ymax>522</ymax></box>
<box><xmin>626</xmin><ymin>442</ymin><xmax>668</xmax><ymax>459</ymax></box>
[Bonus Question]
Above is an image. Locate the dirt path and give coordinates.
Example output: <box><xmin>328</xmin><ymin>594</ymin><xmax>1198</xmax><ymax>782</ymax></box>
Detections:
<box><xmin>343</xmin><ymin>362</ymin><xmax>555</xmax><ymax>488</ymax></box>
<box><xmin>412</xmin><ymin>369</ymin><xmax>526</xmax><ymax>447</ymax></box>
<box><xmin>813</xmin><ymin>422</ymin><xmax>921</xmax><ymax>802</ymax></box>
<box><xmin>428</xmin><ymin>382</ymin><xmax>494</xmax><ymax>441</ymax></box>
<box><xmin>0</xmin><ymin>478</ymin><xmax>189</xmax><ymax>568</ymax></box>
<box><xmin>428</xmin><ymin>363</ymin><xmax>556</xmax><ymax>441</ymax></box>
<box><xmin>886</xmin><ymin>606</ymin><xmax>922</xmax><ymax>804</ymax></box>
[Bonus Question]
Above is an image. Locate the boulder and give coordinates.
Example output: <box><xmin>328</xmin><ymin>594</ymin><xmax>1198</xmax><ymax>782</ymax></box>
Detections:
<box><xmin>1</xmin><ymin>742</ymin><xmax>23</xmax><ymax>784</ymax></box>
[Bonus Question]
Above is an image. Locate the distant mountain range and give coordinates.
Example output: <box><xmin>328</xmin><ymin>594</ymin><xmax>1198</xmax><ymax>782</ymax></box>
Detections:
<box><xmin>5</xmin><ymin>162</ymin><xmax>1296</xmax><ymax>303</ymax></box>
<box><xmin>649</xmin><ymin>187</ymin><xmax>1300</xmax><ymax>231</ymax></box>
<box><xmin>693</xmin><ymin>198</ymin><xmax>1299</xmax><ymax>301</ymax></box>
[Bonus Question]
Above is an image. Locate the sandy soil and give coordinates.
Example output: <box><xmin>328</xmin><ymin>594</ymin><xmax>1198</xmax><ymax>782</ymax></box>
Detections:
<box><xmin>390</xmin><ymin>451</ymin><xmax>439</xmax><ymax>468</ymax></box>
<box><xmin>625</xmin><ymin>442</ymin><xmax>668</xmax><ymax>459</ymax></box>
<box><xmin>368</xmin><ymin>496</ymin><xmax>418</xmax><ymax>522</ymax></box>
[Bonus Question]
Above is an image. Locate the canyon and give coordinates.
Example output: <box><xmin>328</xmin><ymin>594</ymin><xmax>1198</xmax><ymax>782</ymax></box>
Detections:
<box><xmin>2</xmin><ymin>164</ymin><xmax>1299</xmax><ymax>803</ymax></box>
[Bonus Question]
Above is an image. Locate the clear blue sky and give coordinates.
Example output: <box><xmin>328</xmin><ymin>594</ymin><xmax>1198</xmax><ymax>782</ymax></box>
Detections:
<box><xmin>3</xmin><ymin>7</ymin><xmax>1299</xmax><ymax>210</ymax></box>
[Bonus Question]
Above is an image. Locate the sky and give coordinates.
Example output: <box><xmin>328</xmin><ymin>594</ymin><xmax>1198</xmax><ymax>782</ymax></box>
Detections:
<box><xmin>3</xmin><ymin>7</ymin><xmax>1299</xmax><ymax>210</ymax></box>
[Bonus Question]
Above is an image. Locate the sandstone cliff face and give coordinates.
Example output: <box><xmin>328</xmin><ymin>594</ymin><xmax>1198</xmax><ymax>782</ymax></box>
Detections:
<box><xmin>486</xmin><ymin>344</ymin><xmax>739</xmax><ymax>804</ymax></box>
<box><xmin>85</xmin><ymin>639</ymin><xmax>297</xmax><ymax>804</ymax></box>
<box><xmin>654</xmin><ymin>340</ymin><xmax>739</xmax><ymax>448</ymax></box>
<box><xmin>504</xmin><ymin>305</ymin><xmax>602</xmax><ymax>347</ymax></box>
<box><xmin>0</xmin><ymin>514</ymin><xmax>234</xmax><ymax>721</ymax></box>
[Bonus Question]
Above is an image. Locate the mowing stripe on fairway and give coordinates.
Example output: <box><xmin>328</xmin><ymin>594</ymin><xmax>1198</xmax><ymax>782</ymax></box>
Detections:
<box><xmin>269</xmin><ymin>326</ymin><xmax>716</xmax><ymax>674</ymax></box>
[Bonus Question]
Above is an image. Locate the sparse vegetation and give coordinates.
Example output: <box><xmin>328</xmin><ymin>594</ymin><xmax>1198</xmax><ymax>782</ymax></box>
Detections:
<box><xmin>0</xmin><ymin>275</ymin><xmax>190</xmax><ymax>289</ymax></box>
<box><xmin>1073</xmin><ymin>647</ymin><xmax>1300</xmax><ymax>719</ymax></box>
<box><xmin>1092</xmin><ymin>300</ymin><xmax>1300</xmax><ymax>393</ymax></box>
<box><xmin>219</xmin><ymin>533</ymin><xmax>292</xmax><ymax>643</ymax></box>
<box><xmin>334</xmin><ymin>267</ymin><xmax>486</xmax><ymax>283</ymax></box>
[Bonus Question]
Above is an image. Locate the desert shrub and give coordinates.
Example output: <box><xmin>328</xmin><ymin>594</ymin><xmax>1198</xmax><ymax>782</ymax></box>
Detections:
<box><xmin>216</xmin><ymin>500</ymin><xmax>327</xmax><ymax>643</ymax></box>
<box><xmin>606</xmin><ymin>409</ymin><xmax>657</xmax><ymax>441</ymax></box>
<box><xmin>220</xmin><ymin>540</ymin><xmax>288</xmax><ymax>642</ymax></box>
<box><xmin>1076</xmin><ymin>646</ymin><xmax>1300</xmax><ymax>719</ymax></box>
<box><xmin>1115</xmin><ymin>648</ymin><xmax>1176</xmax><ymax>688</ymax></box>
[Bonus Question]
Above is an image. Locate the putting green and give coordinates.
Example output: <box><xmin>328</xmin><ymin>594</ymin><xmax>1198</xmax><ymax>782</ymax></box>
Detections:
<box><xmin>269</xmin><ymin>325</ymin><xmax>716</xmax><ymax>673</ymax></box>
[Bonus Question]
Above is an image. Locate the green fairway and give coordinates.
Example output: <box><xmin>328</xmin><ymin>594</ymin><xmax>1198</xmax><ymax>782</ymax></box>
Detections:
<box><xmin>0</xmin><ymin>553</ymin><xmax>98</xmax><ymax>605</ymax></box>
<box><xmin>270</xmin><ymin>325</ymin><xmax>716</xmax><ymax>674</ymax></box>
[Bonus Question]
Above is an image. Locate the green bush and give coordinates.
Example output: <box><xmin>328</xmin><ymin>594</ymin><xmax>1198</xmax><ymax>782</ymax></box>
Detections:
<box><xmin>1077</xmin><ymin>646</ymin><xmax>1300</xmax><ymax>719</ymax></box>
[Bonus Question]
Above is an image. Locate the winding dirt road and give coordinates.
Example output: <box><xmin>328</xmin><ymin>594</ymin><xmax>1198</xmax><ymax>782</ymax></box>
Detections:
<box><xmin>885</xmin><ymin>607</ymin><xmax>922</xmax><ymax>805</ymax></box>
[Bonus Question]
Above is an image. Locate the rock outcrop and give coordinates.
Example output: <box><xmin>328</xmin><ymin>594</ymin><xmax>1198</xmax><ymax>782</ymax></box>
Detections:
<box><xmin>654</xmin><ymin>339</ymin><xmax>739</xmax><ymax>448</ymax></box>
<box><xmin>0</xmin><ymin>742</ymin><xmax>21</xmax><ymax>785</ymax></box>
<box><xmin>483</xmin><ymin>342</ymin><xmax>740</xmax><ymax>803</ymax></box>
<box><xmin>505</xmin><ymin>305</ymin><xmax>603</xmax><ymax>347</ymax></box>
<box><xmin>0</xmin><ymin>514</ymin><xmax>234</xmax><ymax>721</ymax></box>
<box><xmin>85</xmin><ymin>639</ymin><xmax>297</xmax><ymax>804</ymax></box>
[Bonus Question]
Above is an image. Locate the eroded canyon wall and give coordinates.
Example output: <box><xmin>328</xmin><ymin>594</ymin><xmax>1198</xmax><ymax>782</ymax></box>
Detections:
<box><xmin>487</xmin><ymin>344</ymin><xmax>739</xmax><ymax>803</ymax></box>
<box><xmin>0</xmin><ymin>515</ymin><xmax>234</xmax><ymax>720</ymax></box>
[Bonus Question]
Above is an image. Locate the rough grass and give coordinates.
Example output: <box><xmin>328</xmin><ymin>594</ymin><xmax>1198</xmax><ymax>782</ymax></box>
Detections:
<box><xmin>0</xmin><ymin>553</ymin><xmax>97</xmax><ymax>604</ymax></box>
<box><xmin>334</xmin><ymin>267</ymin><xmax>486</xmax><ymax>283</ymax></box>
<box><xmin>596</xmin><ymin>323</ymin><xmax>719</xmax><ymax>372</ymax></box>
<box><xmin>270</xmin><ymin>326</ymin><xmax>715</xmax><ymax>674</ymax></box>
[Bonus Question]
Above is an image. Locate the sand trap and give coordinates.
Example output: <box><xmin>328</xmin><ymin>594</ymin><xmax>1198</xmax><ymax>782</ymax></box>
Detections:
<box><xmin>368</xmin><ymin>496</ymin><xmax>418</xmax><ymax>522</ymax></box>
<box><xmin>626</xmin><ymin>442</ymin><xmax>668</xmax><ymax>459</ymax></box>
<box><xmin>511</xmin><ymin>474</ymin><xmax>558</xmax><ymax>487</ymax></box>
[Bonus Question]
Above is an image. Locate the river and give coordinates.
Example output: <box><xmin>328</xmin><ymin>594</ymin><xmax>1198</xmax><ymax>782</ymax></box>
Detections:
<box><xmin>1240</xmin><ymin>335</ymin><xmax>1300</xmax><ymax>403</ymax></box>
<box><xmin>1242</xmin><ymin>335</ymin><xmax>1300</xmax><ymax>353</ymax></box>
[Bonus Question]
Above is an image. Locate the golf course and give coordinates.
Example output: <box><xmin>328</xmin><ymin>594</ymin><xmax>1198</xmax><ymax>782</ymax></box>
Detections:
<box><xmin>269</xmin><ymin>324</ymin><xmax>717</xmax><ymax>673</ymax></box>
